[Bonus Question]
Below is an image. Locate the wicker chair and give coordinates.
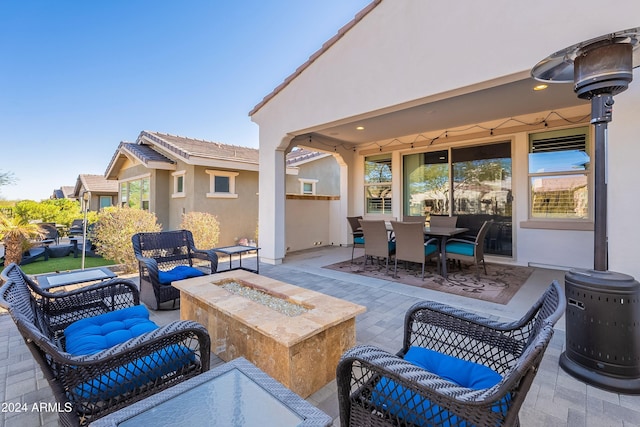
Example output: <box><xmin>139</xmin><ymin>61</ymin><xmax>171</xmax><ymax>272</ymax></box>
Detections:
<box><xmin>347</xmin><ymin>216</ymin><xmax>365</xmax><ymax>263</ymax></box>
<box><xmin>337</xmin><ymin>281</ymin><xmax>565</xmax><ymax>427</ymax></box>
<box><xmin>445</xmin><ymin>219</ymin><xmax>493</xmax><ymax>278</ymax></box>
<box><xmin>429</xmin><ymin>215</ymin><xmax>458</xmax><ymax>228</ymax></box>
<box><xmin>359</xmin><ymin>219</ymin><xmax>396</xmax><ymax>275</ymax></box>
<box><xmin>131</xmin><ymin>230</ymin><xmax>218</xmax><ymax>310</ymax></box>
<box><xmin>390</xmin><ymin>221</ymin><xmax>439</xmax><ymax>280</ymax></box>
<box><xmin>0</xmin><ymin>263</ymin><xmax>211</xmax><ymax>427</ymax></box>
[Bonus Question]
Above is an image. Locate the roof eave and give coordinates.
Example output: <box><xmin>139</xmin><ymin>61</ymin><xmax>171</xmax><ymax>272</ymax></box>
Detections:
<box><xmin>248</xmin><ymin>0</ymin><xmax>382</xmax><ymax>117</ymax></box>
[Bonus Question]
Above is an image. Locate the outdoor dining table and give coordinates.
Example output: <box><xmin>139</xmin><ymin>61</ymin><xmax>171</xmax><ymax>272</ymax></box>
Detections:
<box><xmin>386</xmin><ymin>222</ymin><xmax>469</xmax><ymax>278</ymax></box>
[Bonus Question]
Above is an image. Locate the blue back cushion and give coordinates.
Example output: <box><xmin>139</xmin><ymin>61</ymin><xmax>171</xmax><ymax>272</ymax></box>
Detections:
<box><xmin>158</xmin><ymin>265</ymin><xmax>205</xmax><ymax>284</ymax></box>
<box><xmin>64</xmin><ymin>305</ymin><xmax>158</xmax><ymax>356</ymax></box>
<box><xmin>404</xmin><ymin>347</ymin><xmax>502</xmax><ymax>389</ymax></box>
<box><xmin>371</xmin><ymin>347</ymin><xmax>505</xmax><ymax>426</ymax></box>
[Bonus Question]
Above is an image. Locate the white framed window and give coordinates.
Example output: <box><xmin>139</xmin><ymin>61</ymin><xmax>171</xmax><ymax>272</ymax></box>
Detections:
<box><xmin>172</xmin><ymin>170</ymin><xmax>186</xmax><ymax>198</ymax></box>
<box><xmin>120</xmin><ymin>175</ymin><xmax>151</xmax><ymax>210</ymax></box>
<box><xmin>206</xmin><ymin>170</ymin><xmax>239</xmax><ymax>198</ymax></box>
<box><xmin>528</xmin><ymin>126</ymin><xmax>590</xmax><ymax>221</ymax></box>
<box><xmin>364</xmin><ymin>154</ymin><xmax>392</xmax><ymax>215</ymax></box>
<box><xmin>298</xmin><ymin>178</ymin><xmax>318</xmax><ymax>195</ymax></box>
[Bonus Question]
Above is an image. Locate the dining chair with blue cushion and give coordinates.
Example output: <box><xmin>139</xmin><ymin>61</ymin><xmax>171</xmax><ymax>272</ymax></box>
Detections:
<box><xmin>390</xmin><ymin>221</ymin><xmax>439</xmax><ymax>280</ymax></box>
<box><xmin>347</xmin><ymin>216</ymin><xmax>365</xmax><ymax>263</ymax></box>
<box><xmin>445</xmin><ymin>219</ymin><xmax>493</xmax><ymax>278</ymax></box>
<box><xmin>359</xmin><ymin>219</ymin><xmax>396</xmax><ymax>275</ymax></box>
<box><xmin>337</xmin><ymin>281</ymin><xmax>565</xmax><ymax>427</ymax></box>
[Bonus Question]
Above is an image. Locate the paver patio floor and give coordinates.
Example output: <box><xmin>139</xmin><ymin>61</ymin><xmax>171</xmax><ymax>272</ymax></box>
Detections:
<box><xmin>2</xmin><ymin>246</ymin><xmax>640</xmax><ymax>426</ymax></box>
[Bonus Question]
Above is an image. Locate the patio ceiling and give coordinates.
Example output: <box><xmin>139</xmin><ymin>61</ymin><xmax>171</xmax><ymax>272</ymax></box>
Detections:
<box><xmin>310</xmin><ymin>76</ymin><xmax>587</xmax><ymax>146</ymax></box>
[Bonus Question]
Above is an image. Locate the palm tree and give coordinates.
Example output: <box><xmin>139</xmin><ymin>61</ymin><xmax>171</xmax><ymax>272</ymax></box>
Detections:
<box><xmin>0</xmin><ymin>213</ymin><xmax>44</xmax><ymax>267</ymax></box>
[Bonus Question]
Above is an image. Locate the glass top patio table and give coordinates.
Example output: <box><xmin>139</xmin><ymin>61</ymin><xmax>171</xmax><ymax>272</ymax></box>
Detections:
<box><xmin>212</xmin><ymin>245</ymin><xmax>261</xmax><ymax>274</ymax></box>
<box><xmin>89</xmin><ymin>357</ymin><xmax>332</xmax><ymax>427</ymax></box>
<box><xmin>35</xmin><ymin>267</ymin><xmax>117</xmax><ymax>290</ymax></box>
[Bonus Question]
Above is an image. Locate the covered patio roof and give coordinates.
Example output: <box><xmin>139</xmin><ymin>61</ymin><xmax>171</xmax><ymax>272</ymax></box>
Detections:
<box><xmin>302</xmin><ymin>74</ymin><xmax>586</xmax><ymax>148</ymax></box>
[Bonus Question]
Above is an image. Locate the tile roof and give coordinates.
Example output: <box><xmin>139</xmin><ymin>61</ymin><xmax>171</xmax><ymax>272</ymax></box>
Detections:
<box><xmin>78</xmin><ymin>174</ymin><xmax>119</xmax><ymax>193</ymax></box>
<box><xmin>286</xmin><ymin>148</ymin><xmax>330</xmax><ymax>166</ymax></box>
<box><xmin>51</xmin><ymin>186</ymin><xmax>76</xmax><ymax>199</ymax></box>
<box><xmin>248</xmin><ymin>0</ymin><xmax>381</xmax><ymax>116</ymax></box>
<box><xmin>121</xmin><ymin>142</ymin><xmax>175</xmax><ymax>165</ymax></box>
<box><xmin>140</xmin><ymin>131</ymin><xmax>259</xmax><ymax>164</ymax></box>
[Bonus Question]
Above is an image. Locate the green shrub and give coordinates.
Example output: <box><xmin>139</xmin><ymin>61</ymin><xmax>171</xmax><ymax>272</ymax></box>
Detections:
<box><xmin>13</xmin><ymin>199</ymin><xmax>83</xmax><ymax>227</ymax></box>
<box><xmin>92</xmin><ymin>206</ymin><xmax>161</xmax><ymax>273</ymax></box>
<box><xmin>179</xmin><ymin>211</ymin><xmax>220</xmax><ymax>250</ymax></box>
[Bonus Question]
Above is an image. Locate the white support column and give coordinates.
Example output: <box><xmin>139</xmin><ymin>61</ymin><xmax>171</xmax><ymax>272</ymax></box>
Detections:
<box><xmin>391</xmin><ymin>150</ymin><xmax>402</xmax><ymax>220</ymax></box>
<box><xmin>258</xmin><ymin>141</ymin><xmax>287</xmax><ymax>265</ymax></box>
<box><xmin>329</xmin><ymin>152</ymin><xmax>350</xmax><ymax>247</ymax></box>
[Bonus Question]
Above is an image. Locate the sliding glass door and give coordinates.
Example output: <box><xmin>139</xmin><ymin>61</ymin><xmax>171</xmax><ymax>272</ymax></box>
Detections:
<box><xmin>452</xmin><ymin>142</ymin><xmax>512</xmax><ymax>256</ymax></box>
<box><xmin>402</xmin><ymin>142</ymin><xmax>512</xmax><ymax>256</ymax></box>
<box><xmin>403</xmin><ymin>150</ymin><xmax>449</xmax><ymax>218</ymax></box>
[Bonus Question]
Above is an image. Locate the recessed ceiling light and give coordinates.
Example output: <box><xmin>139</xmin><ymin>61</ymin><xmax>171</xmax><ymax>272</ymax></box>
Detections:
<box><xmin>356</xmin><ymin>126</ymin><xmax>365</xmax><ymax>131</ymax></box>
<box><xmin>533</xmin><ymin>84</ymin><xmax>548</xmax><ymax>91</ymax></box>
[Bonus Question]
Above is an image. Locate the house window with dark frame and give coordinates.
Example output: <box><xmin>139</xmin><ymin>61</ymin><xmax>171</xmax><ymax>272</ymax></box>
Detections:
<box><xmin>172</xmin><ymin>171</ymin><xmax>186</xmax><ymax>198</ymax></box>
<box><xmin>99</xmin><ymin>196</ymin><xmax>112</xmax><ymax>210</ymax></box>
<box><xmin>206</xmin><ymin>170</ymin><xmax>239</xmax><ymax>198</ymax></box>
<box><xmin>528</xmin><ymin>126</ymin><xmax>590</xmax><ymax>220</ymax></box>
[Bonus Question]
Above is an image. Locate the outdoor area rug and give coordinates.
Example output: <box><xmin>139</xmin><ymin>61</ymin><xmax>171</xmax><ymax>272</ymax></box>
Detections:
<box><xmin>323</xmin><ymin>256</ymin><xmax>534</xmax><ymax>305</ymax></box>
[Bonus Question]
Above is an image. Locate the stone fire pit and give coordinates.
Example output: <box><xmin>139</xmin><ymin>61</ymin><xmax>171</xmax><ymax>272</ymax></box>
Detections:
<box><xmin>173</xmin><ymin>270</ymin><xmax>366</xmax><ymax>398</ymax></box>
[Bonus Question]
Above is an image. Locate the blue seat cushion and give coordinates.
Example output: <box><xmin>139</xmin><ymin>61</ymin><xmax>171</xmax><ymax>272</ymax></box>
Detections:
<box><xmin>64</xmin><ymin>305</ymin><xmax>158</xmax><ymax>356</ymax></box>
<box><xmin>158</xmin><ymin>265</ymin><xmax>205</xmax><ymax>284</ymax></box>
<box><xmin>446</xmin><ymin>241</ymin><xmax>475</xmax><ymax>256</ymax></box>
<box><xmin>74</xmin><ymin>344</ymin><xmax>196</xmax><ymax>400</ymax></box>
<box><xmin>371</xmin><ymin>347</ymin><xmax>505</xmax><ymax>426</ymax></box>
<box><xmin>354</xmin><ymin>236</ymin><xmax>365</xmax><ymax>245</ymax></box>
<box><xmin>425</xmin><ymin>243</ymin><xmax>438</xmax><ymax>257</ymax></box>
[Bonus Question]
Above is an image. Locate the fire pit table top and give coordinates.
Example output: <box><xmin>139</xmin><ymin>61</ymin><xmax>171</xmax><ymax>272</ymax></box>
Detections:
<box><xmin>173</xmin><ymin>270</ymin><xmax>366</xmax><ymax>347</ymax></box>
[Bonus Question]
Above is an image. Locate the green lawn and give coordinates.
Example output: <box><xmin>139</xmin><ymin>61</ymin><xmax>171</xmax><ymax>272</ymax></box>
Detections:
<box><xmin>19</xmin><ymin>256</ymin><xmax>117</xmax><ymax>275</ymax></box>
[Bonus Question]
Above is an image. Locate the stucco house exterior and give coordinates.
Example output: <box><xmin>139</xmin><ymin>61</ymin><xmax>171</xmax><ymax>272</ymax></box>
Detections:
<box><xmin>105</xmin><ymin>131</ymin><xmax>340</xmax><ymax>248</ymax></box>
<box><xmin>285</xmin><ymin>148</ymin><xmax>341</xmax><ymax>252</ymax></box>
<box><xmin>249</xmin><ymin>0</ymin><xmax>640</xmax><ymax>280</ymax></box>
<box><xmin>105</xmin><ymin>131</ymin><xmax>260</xmax><ymax>246</ymax></box>
<box><xmin>72</xmin><ymin>174</ymin><xmax>118</xmax><ymax>211</ymax></box>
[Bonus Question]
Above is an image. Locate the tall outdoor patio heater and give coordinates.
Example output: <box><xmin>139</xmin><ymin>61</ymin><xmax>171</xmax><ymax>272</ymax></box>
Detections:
<box><xmin>532</xmin><ymin>27</ymin><xmax>640</xmax><ymax>393</ymax></box>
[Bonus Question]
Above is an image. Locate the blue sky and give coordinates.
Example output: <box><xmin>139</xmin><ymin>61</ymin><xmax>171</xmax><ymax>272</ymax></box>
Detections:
<box><xmin>0</xmin><ymin>0</ymin><xmax>372</xmax><ymax>201</ymax></box>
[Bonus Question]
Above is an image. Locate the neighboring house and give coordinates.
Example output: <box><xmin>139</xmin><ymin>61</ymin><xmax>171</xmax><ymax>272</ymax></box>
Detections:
<box><xmin>105</xmin><ymin>131</ymin><xmax>260</xmax><ymax>247</ymax></box>
<box><xmin>104</xmin><ymin>132</ymin><xmax>339</xmax><ymax>249</ymax></box>
<box><xmin>249</xmin><ymin>0</ymin><xmax>640</xmax><ymax>280</ymax></box>
<box><xmin>284</xmin><ymin>148</ymin><xmax>341</xmax><ymax>252</ymax></box>
<box><xmin>286</xmin><ymin>148</ymin><xmax>340</xmax><ymax>197</ymax></box>
<box><xmin>51</xmin><ymin>186</ymin><xmax>76</xmax><ymax>200</ymax></box>
<box><xmin>72</xmin><ymin>174</ymin><xmax>118</xmax><ymax>211</ymax></box>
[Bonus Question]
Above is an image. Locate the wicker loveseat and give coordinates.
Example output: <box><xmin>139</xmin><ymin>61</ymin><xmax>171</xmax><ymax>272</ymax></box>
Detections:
<box><xmin>0</xmin><ymin>263</ymin><xmax>211</xmax><ymax>427</ymax></box>
<box><xmin>337</xmin><ymin>281</ymin><xmax>565</xmax><ymax>427</ymax></box>
<box><xmin>132</xmin><ymin>230</ymin><xmax>219</xmax><ymax>310</ymax></box>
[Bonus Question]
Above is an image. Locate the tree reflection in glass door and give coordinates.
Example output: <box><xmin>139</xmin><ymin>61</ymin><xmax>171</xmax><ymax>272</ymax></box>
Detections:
<box><xmin>403</xmin><ymin>150</ymin><xmax>449</xmax><ymax>219</ymax></box>
<box><xmin>452</xmin><ymin>142</ymin><xmax>512</xmax><ymax>257</ymax></box>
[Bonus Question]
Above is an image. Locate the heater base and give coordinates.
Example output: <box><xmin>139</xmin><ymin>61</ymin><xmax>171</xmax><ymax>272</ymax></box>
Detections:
<box><xmin>560</xmin><ymin>352</ymin><xmax>640</xmax><ymax>395</ymax></box>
